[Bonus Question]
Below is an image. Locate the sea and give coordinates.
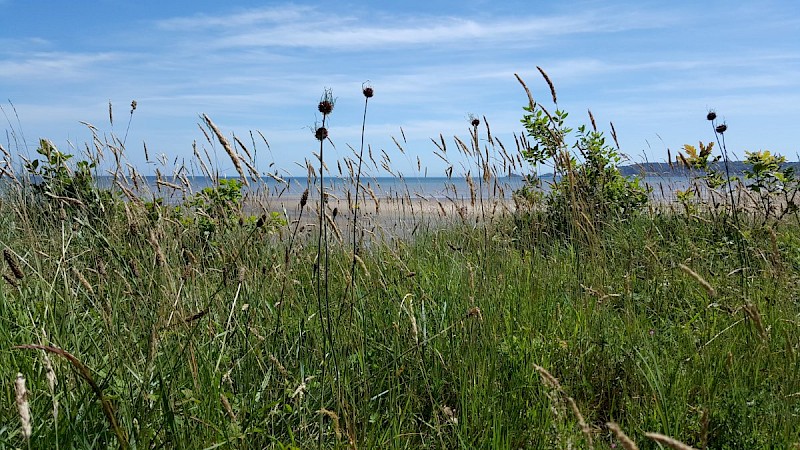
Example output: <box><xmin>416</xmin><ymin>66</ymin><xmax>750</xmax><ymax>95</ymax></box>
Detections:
<box><xmin>114</xmin><ymin>174</ymin><xmax>694</xmax><ymax>203</ymax></box>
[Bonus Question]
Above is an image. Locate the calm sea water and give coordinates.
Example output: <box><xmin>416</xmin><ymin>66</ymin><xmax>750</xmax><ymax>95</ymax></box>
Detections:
<box><xmin>114</xmin><ymin>174</ymin><xmax>693</xmax><ymax>202</ymax></box>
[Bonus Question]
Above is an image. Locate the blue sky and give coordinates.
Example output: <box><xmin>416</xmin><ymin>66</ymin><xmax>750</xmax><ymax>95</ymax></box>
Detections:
<box><xmin>2</xmin><ymin>0</ymin><xmax>799</xmax><ymax>177</ymax></box>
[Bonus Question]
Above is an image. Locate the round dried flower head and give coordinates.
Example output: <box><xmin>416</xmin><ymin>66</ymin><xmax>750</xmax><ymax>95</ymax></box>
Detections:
<box><xmin>715</xmin><ymin>123</ymin><xmax>728</xmax><ymax>134</ymax></box>
<box><xmin>315</xmin><ymin>126</ymin><xmax>328</xmax><ymax>141</ymax></box>
<box><xmin>318</xmin><ymin>100</ymin><xmax>334</xmax><ymax>115</ymax></box>
<box><xmin>362</xmin><ymin>81</ymin><xmax>374</xmax><ymax>98</ymax></box>
<box><xmin>706</xmin><ymin>110</ymin><xmax>716</xmax><ymax>121</ymax></box>
<box><xmin>131</xmin><ymin>100</ymin><xmax>137</xmax><ymax>112</ymax></box>
<box><xmin>471</xmin><ymin>118</ymin><xmax>480</xmax><ymax>127</ymax></box>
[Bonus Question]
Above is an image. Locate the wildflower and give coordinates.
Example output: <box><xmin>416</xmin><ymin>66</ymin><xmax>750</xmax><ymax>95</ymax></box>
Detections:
<box><xmin>715</xmin><ymin>123</ymin><xmax>727</xmax><ymax>134</ymax></box>
<box><xmin>706</xmin><ymin>110</ymin><xmax>716</xmax><ymax>121</ymax></box>
<box><xmin>315</xmin><ymin>127</ymin><xmax>328</xmax><ymax>141</ymax></box>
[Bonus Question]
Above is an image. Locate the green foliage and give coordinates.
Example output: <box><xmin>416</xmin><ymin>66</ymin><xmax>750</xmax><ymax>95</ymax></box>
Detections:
<box><xmin>679</xmin><ymin>142</ymin><xmax>727</xmax><ymax>189</ymax></box>
<box><xmin>517</xmin><ymin>103</ymin><xmax>650</xmax><ymax>235</ymax></box>
<box><xmin>24</xmin><ymin>139</ymin><xmax>117</xmax><ymax>215</ymax></box>
<box><xmin>743</xmin><ymin>150</ymin><xmax>798</xmax><ymax>222</ymax></box>
<box><xmin>180</xmin><ymin>178</ymin><xmax>285</xmax><ymax>237</ymax></box>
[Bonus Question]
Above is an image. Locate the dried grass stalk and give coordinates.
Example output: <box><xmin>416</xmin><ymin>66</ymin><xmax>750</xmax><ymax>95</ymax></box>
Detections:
<box><xmin>606</xmin><ymin>422</ymin><xmax>639</xmax><ymax>450</ymax></box>
<box><xmin>678</xmin><ymin>263</ymin><xmax>717</xmax><ymax>297</ymax></box>
<box><xmin>15</xmin><ymin>373</ymin><xmax>32</xmax><ymax>439</ymax></box>
<box><xmin>317</xmin><ymin>408</ymin><xmax>342</xmax><ymax>439</ymax></box>
<box><xmin>644</xmin><ymin>432</ymin><xmax>697</xmax><ymax>450</ymax></box>
<box><xmin>14</xmin><ymin>345</ymin><xmax>128</xmax><ymax>448</ymax></box>
<box><xmin>567</xmin><ymin>396</ymin><xmax>594</xmax><ymax>449</ymax></box>
<box><xmin>537</xmin><ymin>66</ymin><xmax>557</xmax><ymax>104</ymax></box>
<box><xmin>4</xmin><ymin>248</ymin><xmax>24</xmax><ymax>279</ymax></box>
<box><xmin>202</xmin><ymin>114</ymin><xmax>249</xmax><ymax>186</ymax></box>
<box><xmin>72</xmin><ymin>267</ymin><xmax>95</xmax><ymax>295</ymax></box>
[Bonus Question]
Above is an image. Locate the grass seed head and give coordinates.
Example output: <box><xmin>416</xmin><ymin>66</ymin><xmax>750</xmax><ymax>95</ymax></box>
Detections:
<box><xmin>644</xmin><ymin>432</ymin><xmax>697</xmax><ymax>450</ymax></box>
<box><xmin>4</xmin><ymin>248</ymin><xmax>24</xmax><ymax>280</ymax></box>
<box><xmin>15</xmin><ymin>373</ymin><xmax>32</xmax><ymax>439</ymax></box>
<box><xmin>606</xmin><ymin>422</ymin><xmax>639</xmax><ymax>450</ymax></box>
<box><xmin>300</xmin><ymin>189</ymin><xmax>309</xmax><ymax>208</ymax></box>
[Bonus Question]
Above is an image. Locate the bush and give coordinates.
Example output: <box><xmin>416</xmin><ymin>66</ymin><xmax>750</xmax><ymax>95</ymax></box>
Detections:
<box><xmin>516</xmin><ymin>98</ymin><xmax>649</xmax><ymax>237</ymax></box>
<box><xmin>24</xmin><ymin>139</ymin><xmax>118</xmax><ymax>218</ymax></box>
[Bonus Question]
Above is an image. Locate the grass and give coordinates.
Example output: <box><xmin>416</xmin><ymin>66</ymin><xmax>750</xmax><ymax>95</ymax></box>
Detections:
<box><xmin>1</xmin><ymin>84</ymin><xmax>799</xmax><ymax>448</ymax></box>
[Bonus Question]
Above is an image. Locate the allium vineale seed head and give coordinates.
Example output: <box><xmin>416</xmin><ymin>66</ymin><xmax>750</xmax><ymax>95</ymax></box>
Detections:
<box><xmin>706</xmin><ymin>110</ymin><xmax>717</xmax><ymax>121</ymax></box>
<box><xmin>471</xmin><ymin>118</ymin><xmax>480</xmax><ymax>127</ymax></box>
<box><xmin>315</xmin><ymin>127</ymin><xmax>328</xmax><ymax>141</ymax></box>
<box><xmin>715</xmin><ymin>123</ymin><xmax>728</xmax><ymax>134</ymax></box>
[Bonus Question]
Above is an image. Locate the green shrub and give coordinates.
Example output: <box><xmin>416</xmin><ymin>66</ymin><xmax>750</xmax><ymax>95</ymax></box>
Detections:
<box><xmin>516</xmin><ymin>101</ymin><xmax>649</xmax><ymax>237</ymax></box>
<box><xmin>24</xmin><ymin>139</ymin><xmax>118</xmax><ymax>217</ymax></box>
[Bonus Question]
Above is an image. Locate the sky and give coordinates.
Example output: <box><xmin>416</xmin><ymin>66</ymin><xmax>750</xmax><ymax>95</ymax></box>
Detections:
<box><xmin>1</xmin><ymin>0</ymin><xmax>799</xmax><ymax>178</ymax></box>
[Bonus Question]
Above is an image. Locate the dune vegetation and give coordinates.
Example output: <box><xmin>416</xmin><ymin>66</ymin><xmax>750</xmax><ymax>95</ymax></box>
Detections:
<box><xmin>1</xmin><ymin>73</ymin><xmax>799</xmax><ymax>449</ymax></box>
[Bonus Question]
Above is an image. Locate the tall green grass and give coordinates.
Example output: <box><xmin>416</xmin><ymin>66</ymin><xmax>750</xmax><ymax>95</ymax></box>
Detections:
<box><xmin>1</xmin><ymin>84</ymin><xmax>799</xmax><ymax>449</ymax></box>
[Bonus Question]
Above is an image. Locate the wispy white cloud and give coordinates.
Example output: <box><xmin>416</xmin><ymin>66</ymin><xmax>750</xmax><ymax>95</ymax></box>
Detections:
<box><xmin>3</xmin><ymin>1</ymin><xmax>799</xmax><ymax>175</ymax></box>
<box><xmin>0</xmin><ymin>51</ymin><xmax>122</xmax><ymax>80</ymax></box>
<box><xmin>155</xmin><ymin>5</ymin><xmax>676</xmax><ymax>51</ymax></box>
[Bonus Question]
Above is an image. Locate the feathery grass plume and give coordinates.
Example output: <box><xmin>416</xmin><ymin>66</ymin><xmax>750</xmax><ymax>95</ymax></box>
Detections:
<box><xmin>325</xmin><ymin>212</ymin><xmax>343</xmax><ymax>242</ymax></box>
<box><xmin>567</xmin><ymin>397</ymin><xmax>594</xmax><ymax>449</ymax></box>
<box><xmin>14</xmin><ymin>347</ymin><xmax>133</xmax><ymax>448</ymax></box>
<box><xmin>72</xmin><ymin>267</ymin><xmax>95</xmax><ymax>295</ymax></box>
<box><xmin>192</xmin><ymin>141</ymin><xmax>212</xmax><ymax>179</ymax></box>
<box><xmin>129</xmin><ymin>258</ymin><xmax>141</xmax><ymax>279</ymax></box>
<box><xmin>465</xmin><ymin>173</ymin><xmax>476</xmax><ymax>207</ymax></box>
<box><xmin>269</xmin><ymin>354</ymin><xmax>290</xmax><ymax>380</ymax></box>
<box><xmin>467</xmin><ymin>306</ymin><xmax>483</xmax><ymax>321</ymax></box>
<box><xmin>318</xmin><ymin>409</ymin><xmax>342</xmax><ymax>439</ymax></box>
<box><xmin>353</xmin><ymin>253</ymin><xmax>369</xmax><ymax>277</ymax></box>
<box><xmin>238</xmin><ymin>153</ymin><xmax>260</xmax><ymax>182</ymax></box>
<box><xmin>15</xmin><ymin>372</ymin><xmax>32</xmax><ymax>440</ymax></box>
<box><xmin>4</xmin><ymin>248</ymin><xmax>24</xmax><ymax>279</ymax></box>
<box><xmin>533</xmin><ymin>364</ymin><xmax>562</xmax><ymax>390</ymax></box>
<box><xmin>515</xmin><ymin>73</ymin><xmax>536</xmax><ymax>110</ymax></box>
<box><xmin>537</xmin><ymin>66</ymin><xmax>557</xmax><ymax>104</ymax></box>
<box><xmin>606</xmin><ymin>422</ymin><xmax>639</xmax><ymax>450</ymax></box>
<box><xmin>300</xmin><ymin>188</ymin><xmax>309</xmax><ymax>208</ymax></box>
<box><xmin>678</xmin><ymin>263</ymin><xmax>717</xmax><ymax>297</ymax></box>
<box><xmin>220</xmin><ymin>394</ymin><xmax>237</xmax><ymax>422</ymax></box>
<box><xmin>610</xmin><ymin>121</ymin><xmax>620</xmax><ymax>149</ymax></box>
<box><xmin>202</xmin><ymin>114</ymin><xmax>249</xmax><ymax>186</ymax></box>
<box><xmin>645</xmin><ymin>432</ymin><xmax>697</xmax><ymax>450</ymax></box>
<box><xmin>42</xmin><ymin>346</ymin><xmax>59</xmax><ymax>422</ymax></box>
<box><xmin>148</xmin><ymin>230</ymin><xmax>166</xmax><ymax>268</ymax></box>
<box><xmin>401</xmin><ymin>294</ymin><xmax>419</xmax><ymax>344</ymax></box>
<box><xmin>742</xmin><ymin>302</ymin><xmax>768</xmax><ymax>340</ymax></box>
<box><xmin>233</xmin><ymin>134</ymin><xmax>252</xmax><ymax>160</ymax></box>
<box><xmin>588</xmin><ymin>109</ymin><xmax>597</xmax><ymax>132</ymax></box>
